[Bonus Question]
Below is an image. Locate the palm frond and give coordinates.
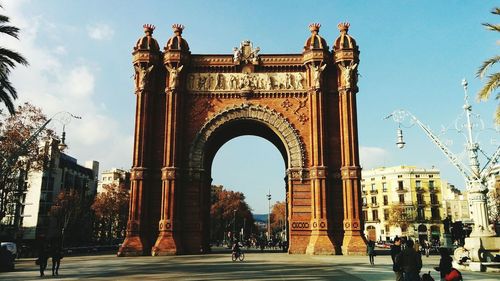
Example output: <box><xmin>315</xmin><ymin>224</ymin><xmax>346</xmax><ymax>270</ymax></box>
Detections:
<box><xmin>477</xmin><ymin>73</ymin><xmax>500</xmax><ymax>101</ymax></box>
<box><xmin>476</xmin><ymin>56</ymin><xmax>500</xmax><ymax>78</ymax></box>
<box><xmin>0</xmin><ymin>47</ymin><xmax>28</xmax><ymax>66</ymax></box>
<box><xmin>0</xmin><ymin>25</ymin><xmax>20</xmax><ymax>39</ymax></box>
<box><xmin>491</xmin><ymin>7</ymin><xmax>500</xmax><ymax>15</ymax></box>
<box><xmin>0</xmin><ymin>15</ymin><xmax>8</xmax><ymax>24</ymax></box>
<box><xmin>0</xmin><ymin>86</ymin><xmax>16</xmax><ymax>115</ymax></box>
<box><xmin>482</xmin><ymin>23</ymin><xmax>500</xmax><ymax>32</ymax></box>
<box><xmin>495</xmin><ymin>106</ymin><xmax>500</xmax><ymax>125</ymax></box>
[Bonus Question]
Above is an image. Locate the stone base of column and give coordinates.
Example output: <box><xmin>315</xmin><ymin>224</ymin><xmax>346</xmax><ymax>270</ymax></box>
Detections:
<box><xmin>306</xmin><ymin>231</ymin><xmax>336</xmax><ymax>255</ymax></box>
<box><xmin>117</xmin><ymin>235</ymin><xmax>147</xmax><ymax>257</ymax></box>
<box><xmin>152</xmin><ymin>232</ymin><xmax>180</xmax><ymax>256</ymax></box>
<box><xmin>341</xmin><ymin>231</ymin><xmax>366</xmax><ymax>255</ymax></box>
<box><xmin>288</xmin><ymin>232</ymin><xmax>309</xmax><ymax>254</ymax></box>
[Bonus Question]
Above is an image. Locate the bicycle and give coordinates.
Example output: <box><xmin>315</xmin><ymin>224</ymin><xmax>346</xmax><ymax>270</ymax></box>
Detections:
<box><xmin>231</xmin><ymin>250</ymin><xmax>245</xmax><ymax>262</ymax></box>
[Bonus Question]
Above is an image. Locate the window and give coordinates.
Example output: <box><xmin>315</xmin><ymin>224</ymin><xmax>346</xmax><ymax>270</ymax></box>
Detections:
<box><xmin>385</xmin><ymin>225</ymin><xmax>390</xmax><ymax>233</ymax></box>
<box><xmin>383</xmin><ymin>195</ymin><xmax>388</xmax><ymax>206</ymax></box>
<box><xmin>416</xmin><ymin>180</ymin><xmax>421</xmax><ymax>188</ymax></box>
<box><xmin>431</xmin><ymin>207</ymin><xmax>440</xmax><ymax>219</ymax></box>
<box><xmin>398</xmin><ymin>181</ymin><xmax>404</xmax><ymax>190</ymax></box>
<box><xmin>399</xmin><ymin>194</ymin><xmax>405</xmax><ymax>203</ymax></box>
<box><xmin>417</xmin><ymin>194</ymin><xmax>424</xmax><ymax>205</ymax></box>
<box><xmin>362</xmin><ymin>197</ymin><xmax>367</xmax><ymax>206</ymax></box>
<box><xmin>384</xmin><ymin>209</ymin><xmax>389</xmax><ymax>220</ymax></box>
<box><xmin>371</xmin><ymin>184</ymin><xmax>376</xmax><ymax>191</ymax></box>
<box><xmin>363</xmin><ymin>211</ymin><xmax>368</xmax><ymax>221</ymax></box>
<box><xmin>417</xmin><ymin>207</ymin><xmax>425</xmax><ymax>220</ymax></box>
<box><xmin>361</xmin><ymin>185</ymin><xmax>365</xmax><ymax>192</ymax></box>
<box><xmin>430</xmin><ymin>194</ymin><xmax>438</xmax><ymax>204</ymax></box>
<box><xmin>371</xmin><ymin>196</ymin><xmax>377</xmax><ymax>205</ymax></box>
<box><xmin>382</xmin><ymin>182</ymin><xmax>387</xmax><ymax>192</ymax></box>
<box><xmin>372</xmin><ymin>210</ymin><xmax>379</xmax><ymax>221</ymax></box>
<box><xmin>429</xmin><ymin>180</ymin><xmax>435</xmax><ymax>189</ymax></box>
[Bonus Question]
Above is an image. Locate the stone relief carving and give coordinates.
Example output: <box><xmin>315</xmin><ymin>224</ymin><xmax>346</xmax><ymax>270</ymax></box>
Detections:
<box><xmin>338</xmin><ymin>62</ymin><xmax>358</xmax><ymax>88</ymax></box>
<box><xmin>188</xmin><ymin>103</ymin><xmax>306</xmax><ymax>171</ymax></box>
<box><xmin>187</xmin><ymin>72</ymin><xmax>306</xmax><ymax>91</ymax></box>
<box><xmin>281</xmin><ymin>97</ymin><xmax>310</xmax><ymax>125</ymax></box>
<box><xmin>166</xmin><ymin>65</ymin><xmax>184</xmax><ymax>89</ymax></box>
<box><xmin>134</xmin><ymin>64</ymin><xmax>154</xmax><ymax>90</ymax></box>
<box><xmin>233</xmin><ymin>40</ymin><xmax>260</xmax><ymax>64</ymax></box>
<box><xmin>311</xmin><ymin>63</ymin><xmax>326</xmax><ymax>88</ymax></box>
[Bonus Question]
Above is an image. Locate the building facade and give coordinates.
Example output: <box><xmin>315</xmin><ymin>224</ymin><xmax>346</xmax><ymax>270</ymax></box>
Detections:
<box><xmin>361</xmin><ymin>166</ymin><xmax>445</xmax><ymax>244</ymax></box>
<box><xmin>97</xmin><ymin>168</ymin><xmax>131</xmax><ymax>193</ymax></box>
<box><xmin>441</xmin><ymin>183</ymin><xmax>471</xmax><ymax>224</ymax></box>
<box><xmin>19</xmin><ymin>139</ymin><xmax>99</xmax><ymax>241</ymax></box>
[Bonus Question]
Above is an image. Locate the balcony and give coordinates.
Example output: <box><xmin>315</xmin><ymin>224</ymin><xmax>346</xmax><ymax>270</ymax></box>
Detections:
<box><xmin>416</xmin><ymin>188</ymin><xmax>425</xmax><ymax>193</ymax></box>
<box><xmin>369</xmin><ymin>190</ymin><xmax>378</xmax><ymax>195</ymax></box>
<box><xmin>417</xmin><ymin>201</ymin><xmax>426</xmax><ymax>206</ymax></box>
<box><xmin>429</xmin><ymin>188</ymin><xmax>439</xmax><ymax>193</ymax></box>
<box><xmin>366</xmin><ymin>218</ymin><xmax>381</xmax><ymax>223</ymax></box>
<box><xmin>396</xmin><ymin>187</ymin><xmax>408</xmax><ymax>193</ymax></box>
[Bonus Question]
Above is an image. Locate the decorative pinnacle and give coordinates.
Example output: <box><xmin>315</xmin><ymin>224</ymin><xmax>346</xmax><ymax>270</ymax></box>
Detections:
<box><xmin>309</xmin><ymin>23</ymin><xmax>321</xmax><ymax>34</ymax></box>
<box><xmin>338</xmin><ymin>22</ymin><xmax>350</xmax><ymax>33</ymax></box>
<box><xmin>172</xmin><ymin>24</ymin><xmax>184</xmax><ymax>35</ymax></box>
<box><xmin>143</xmin><ymin>24</ymin><xmax>156</xmax><ymax>34</ymax></box>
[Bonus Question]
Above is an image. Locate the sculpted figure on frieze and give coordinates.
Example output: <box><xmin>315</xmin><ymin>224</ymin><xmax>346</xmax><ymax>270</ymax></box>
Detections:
<box><xmin>338</xmin><ymin>62</ymin><xmax>358</xmax><ymax>89</ymax></box>
<box><xmin>134</xmin><ymin>64</ymin><xmax>154</xmax><ymax>91</ymax></box>
<box><xmin>311</xmin><ymin>63</ymin><xmax>327</xmax><ymax>88</ymax></box>
<box><xmin>166</xmin><ymin>65</ymin><xmax>184</xmax><ymax>89</ymax></box>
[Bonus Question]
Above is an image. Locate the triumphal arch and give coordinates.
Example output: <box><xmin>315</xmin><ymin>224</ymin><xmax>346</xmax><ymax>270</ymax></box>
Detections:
<box><xmin>118</xmin><ymin>22</ymin><xmax>366</xmax><ymax>256</ymax></box>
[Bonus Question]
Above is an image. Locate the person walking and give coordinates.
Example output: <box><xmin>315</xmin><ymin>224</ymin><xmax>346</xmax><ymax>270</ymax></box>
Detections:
<box><xmin>51</xmin><ymin>244</ymin><xmax>63</xmax><ymax>276</ymax></box>
<box><xmin>424</xmin><ymin>240</ymin><xmax>431</xmax><ymax>257</ymax></box>
<box><xmin>434</xmin><ymin>247</ymin><xmax>460</xmax><ymax>281</ymax></box>
<box><xmin>391</xmin><ymin>237</ymin><xmax>403</xmax><ymax>281</ymax></box>
<box><xmin>37</xmin><ymin>243</ymin><xmax>49</xmax><ymax>277</ymax></box>
<box><xmin>398</xmin><ymin>239</ymin><xmax>422</xmax><ymax>281</ymax></box>
<box><xmin>366</xmin><ymin>239</ymin><xmax>376</xmax><ymax>265</ymax></box>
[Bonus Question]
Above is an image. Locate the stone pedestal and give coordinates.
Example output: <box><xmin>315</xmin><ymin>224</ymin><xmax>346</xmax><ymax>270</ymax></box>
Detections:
<box><xmin>453</xmin><ymin>236</ymin><xmax>500</xmax><ymax>272</ymax></box>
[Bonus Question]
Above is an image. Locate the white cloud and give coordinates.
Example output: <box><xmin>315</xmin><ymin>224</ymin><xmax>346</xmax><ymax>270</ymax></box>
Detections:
<box><xmin>359</xmin><ymin>146</ymin><xmax>390</xmax><ymax>169</ymax></box>
<box><xmin>87</xmin><ymin>23</ymin><xmax>114</xmax><ymax>40</ymax></box>
<box><xmin>3</xmin><ymin>2</ymin><xmax>132</xmax><ymax>173</ymax></box>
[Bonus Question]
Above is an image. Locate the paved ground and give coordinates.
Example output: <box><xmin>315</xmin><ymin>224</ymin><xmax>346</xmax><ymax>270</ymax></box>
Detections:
<box><xmin>1</xmin><ymin>250</ymin><xmax>498</xmax><ymax>280</ymax></box>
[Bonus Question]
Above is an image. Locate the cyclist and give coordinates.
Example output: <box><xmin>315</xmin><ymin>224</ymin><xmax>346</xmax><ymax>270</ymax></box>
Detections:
<box><xmin>232</xmin><ymin>239</ymin><xmax>241</xmax><ymax>258</ymax></box>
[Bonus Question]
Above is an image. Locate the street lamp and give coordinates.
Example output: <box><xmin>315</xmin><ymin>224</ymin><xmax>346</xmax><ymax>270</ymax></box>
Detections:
<box><xmin>233</xmin><ymin>209</ymin><xmax>237</xmax><ymax>242</ymax></box>
<box><xmin>267</xmin><ymin>190</ymin><xmax>271</xmax><ymax>241</ymax></box>
<box><xmin>385</xmin><ymin>79</ymin><xmax>499</xmax><ymax>267</ymax></box>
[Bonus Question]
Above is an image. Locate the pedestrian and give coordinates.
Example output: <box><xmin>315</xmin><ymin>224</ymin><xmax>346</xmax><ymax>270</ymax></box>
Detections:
<box><xmin>37</xmin><ymin>243</ymin><xmax>49</xmax><ymax>277</ymax></box>
<box><xmin>398</xmin><ymin>239</ymin><xmax>422</xmax><ymax>281</ymax></box>
<box><xmin>391</xmin><ymin>237</ymin><xmax>403</xmax><ymax>281</ymax></box>
<box><xmin>434</xmin><ymin>247</ymin><xmax>453</xmax><ymax>280</ymax></box>
<box><xmin>51</xmin><ymin>244</ymin><xmax>63</xmax><ymax>276</ymax></box>
<box><xmin>366</xmin><ymin>239</ymin><xmax>376</xmax><ymax>265</ymax></box>
<box><xmin>424</xmin><ymin>240</ymin><xmax>431</xmax><ymax>257</ymax></box>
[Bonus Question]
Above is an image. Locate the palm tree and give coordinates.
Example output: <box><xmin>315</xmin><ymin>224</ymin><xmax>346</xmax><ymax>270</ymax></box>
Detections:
<box><xmin>476</xmin><ymin>7</ymin><xmax>500</xmax><ymax>123</ymax></box>
<box><xmin>0</xmin><ymin>4</ymin><xmax>28</xmax><ymax>115</ymax></box>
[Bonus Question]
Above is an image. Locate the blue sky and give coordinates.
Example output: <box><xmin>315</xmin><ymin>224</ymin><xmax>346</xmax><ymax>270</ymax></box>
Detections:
<box><xmin>3</xmin><ymin>0</ymin><xmax>498</xmax><ymax>213</ymax></box>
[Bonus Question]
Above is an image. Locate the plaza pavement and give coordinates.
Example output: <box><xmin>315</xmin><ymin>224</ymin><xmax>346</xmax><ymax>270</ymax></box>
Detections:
<box><xmin>1</xmin><ymin>249</ymin><xmax>498</xmax><ymax>280</ymax></box>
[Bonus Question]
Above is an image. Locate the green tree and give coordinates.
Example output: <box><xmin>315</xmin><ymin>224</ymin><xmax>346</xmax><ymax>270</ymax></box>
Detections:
<box><xmin>91</xmin><ymin>184</ymin><xmax>129</xmax><ymax>244</ymax></box>
<box><xmin>0</xmin><ymin>4</ymin><xmax>28</xmax><ymax>115</ymax></box>
<box><xmin>210</xmin><ymin>187</ymin><xmax>256</xmax><ymax>244</ymax></box>
<box><xmin>476</xmin><ymin>7</ymin><xmax>500</xmax><ymax>123</ymax></box>
<box><xmin>0</xmin><ymin>103</ymin><xmax>54</xmax><ymax>223</ymax></box>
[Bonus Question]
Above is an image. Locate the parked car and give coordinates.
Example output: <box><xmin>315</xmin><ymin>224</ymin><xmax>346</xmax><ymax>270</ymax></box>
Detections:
<box><xmin>0</xmin><ymin>242</ymin><xmax>17</xmax><ymax>258</ymax></box>
<box><xmin>0</xmin><ymin>245</ymin><xmax>15</xmax><ymax>271</ymax></box>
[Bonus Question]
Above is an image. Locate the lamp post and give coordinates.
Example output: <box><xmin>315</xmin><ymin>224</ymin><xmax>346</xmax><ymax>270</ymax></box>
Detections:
<box><xmin>386</xmin><ymin>79</ymin><xmax>498</xmax><ymax>238</ymax></box>
<box><xmin>233</xmin><ymin>209</ymin><xmax>237</xmax><ymax>242</ymax></box>
<box><xmin>267</xmin><ymin>190</ymin><xmax>271</xmax><ymax>241</ymax></box>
